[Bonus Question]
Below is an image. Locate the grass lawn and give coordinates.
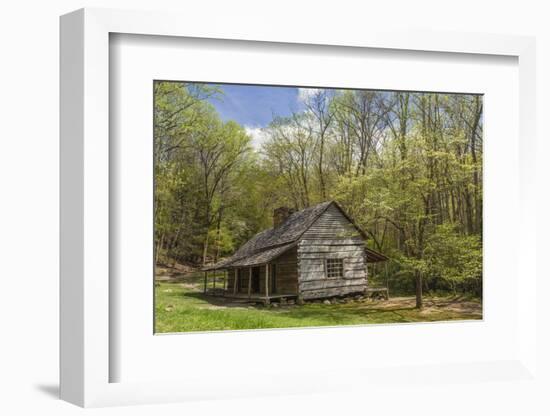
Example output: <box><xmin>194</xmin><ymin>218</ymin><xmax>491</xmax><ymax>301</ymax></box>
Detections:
<box><xmin>155</xmin><ymin>278</ymin><xmax>482</xmax><ymax>333</ymax></box>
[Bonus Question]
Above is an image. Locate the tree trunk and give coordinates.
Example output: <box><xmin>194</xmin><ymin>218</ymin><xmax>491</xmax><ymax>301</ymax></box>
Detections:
<box><xmin>214</xmin><ymin>206</ymin><xmax>223</xmax><ymax>263</ymax></box>
<box><xmin>318</xmin><ymin>135</ymin><xmax>326</xmax><ymax>200</ymax></box>
<box><xmin>202</xmin><ymin>232</ymin><xmax>209</xmax><ymax>266</ymax></box>
<box><xmin>415</xmin><ymin>271</ymin><xmax>423</xmax><ymax>309</ymax></box>
<box><xmin>155</xmin><ymin>232</ymin><xmax>164</xmax><ymax>266</ymax></box>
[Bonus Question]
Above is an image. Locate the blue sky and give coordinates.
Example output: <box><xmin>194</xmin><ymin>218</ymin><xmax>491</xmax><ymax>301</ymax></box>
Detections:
<box><xmin>206</xmin><ymin>83</ymin><xmax>309</xmax><ymax>149</ymax></box>
<box><xmin>208</xmin><ymin>84</ymin><xmax>304</xmax><ymax>126</ymax></box>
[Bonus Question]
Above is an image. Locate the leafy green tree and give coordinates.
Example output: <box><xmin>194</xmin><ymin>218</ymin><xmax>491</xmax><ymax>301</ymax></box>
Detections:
<box><xmin>154</xmin><ymin>83</ymin><xmax>483</xmax><ymax>305</ymax></box>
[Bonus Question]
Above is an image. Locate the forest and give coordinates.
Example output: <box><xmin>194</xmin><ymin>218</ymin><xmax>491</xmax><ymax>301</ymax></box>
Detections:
<box><xmin>154</xmin><ymin>81</ymin><xmax>483</xmax><ymax>302</ymax></box>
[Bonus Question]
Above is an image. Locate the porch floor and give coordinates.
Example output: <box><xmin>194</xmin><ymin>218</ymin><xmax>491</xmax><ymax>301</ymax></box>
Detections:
<box><xmin>205</xmin><ymin>288</ymin><xmax>298</xmax><ymax>302</ymax></box>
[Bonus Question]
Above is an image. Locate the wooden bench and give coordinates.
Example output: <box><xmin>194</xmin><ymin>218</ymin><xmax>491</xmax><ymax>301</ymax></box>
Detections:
<box><xmin>365</xmin><ymin>287</ymin><xmax>389</xmax><ymax>300</ymax></box>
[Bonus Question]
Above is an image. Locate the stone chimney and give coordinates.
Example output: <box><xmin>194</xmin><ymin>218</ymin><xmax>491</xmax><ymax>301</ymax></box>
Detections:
<box><xmin>273</xmin><ymin>206</ymin><xmax>295</xmax><ymax>228</ymax></box>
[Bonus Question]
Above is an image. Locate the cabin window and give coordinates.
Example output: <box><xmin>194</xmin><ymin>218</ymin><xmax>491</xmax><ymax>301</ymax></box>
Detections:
<box><xmin>326</xmin><ymin>258</ymin><xmax>344</xmax><ymax>278</ymax></box>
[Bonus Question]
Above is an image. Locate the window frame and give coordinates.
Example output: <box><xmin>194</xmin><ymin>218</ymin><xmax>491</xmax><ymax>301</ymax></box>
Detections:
<box><xmin>325</xmin><ymin>258</ymin><xmax>345</xmax><ymax>279</ymax></box>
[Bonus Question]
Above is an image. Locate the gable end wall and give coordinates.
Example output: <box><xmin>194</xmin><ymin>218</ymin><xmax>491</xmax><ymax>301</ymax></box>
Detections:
<box><xmin>298</xmin><ymin>204</ymin><xmax>368</xmax><ymax>299</ymax></box>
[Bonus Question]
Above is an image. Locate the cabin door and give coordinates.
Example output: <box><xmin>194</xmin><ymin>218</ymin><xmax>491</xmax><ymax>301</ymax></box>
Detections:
<box><xmin>251</xmin><ymin>267</ymin><xmax>260</xmax><ymax>293</ymax></box>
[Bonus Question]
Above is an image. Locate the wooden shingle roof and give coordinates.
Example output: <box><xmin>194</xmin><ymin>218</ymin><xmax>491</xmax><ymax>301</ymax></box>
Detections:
<box><xmin>232</xmin><ymin>201</ymin><xmax>332</xmax><ymax>257</ymax></box>
<box><xmin>228</xmin><ymin>243</ymin><xmax>296</xmax><ymax>267</ymax></box>
<box><xmin>202</xmin><ymin>201</ymin><xmax>387</xmax><ymax>270</ymax></box>
<box><xmin>365</xmin><ymin>247</ymin><xmax>389</xmax><ymax>263</ymax></box>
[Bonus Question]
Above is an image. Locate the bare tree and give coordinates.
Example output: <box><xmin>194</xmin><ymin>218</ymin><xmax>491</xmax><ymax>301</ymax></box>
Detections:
<box><xmin>301</xmin><ymin>89</ymin><xmax>335</xmax><ymax>200</ymax></box>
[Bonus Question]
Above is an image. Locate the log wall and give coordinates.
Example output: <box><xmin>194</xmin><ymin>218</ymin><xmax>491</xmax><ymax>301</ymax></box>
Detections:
<box><xmin>298</xmin><ymin>204</ymin><xmax>368</xmax><ymax>299</ymax></box>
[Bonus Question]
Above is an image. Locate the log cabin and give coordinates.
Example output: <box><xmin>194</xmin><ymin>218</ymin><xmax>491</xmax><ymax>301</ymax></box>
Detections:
<box><xmin>202</xmin><ymin>201</ymin><xmax>388</xmax><ymax>303</ymax></box>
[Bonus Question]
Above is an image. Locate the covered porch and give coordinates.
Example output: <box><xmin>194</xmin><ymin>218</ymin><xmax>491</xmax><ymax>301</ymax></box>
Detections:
<box><xmin>201</xmin><ymin>263</ymin><xmax>297</xmax><ymax>305</ymax></box>
<box><xmin>202</xmin><ymin>243</ymin><xmax>298</xmax><ymax>304</ymax></box>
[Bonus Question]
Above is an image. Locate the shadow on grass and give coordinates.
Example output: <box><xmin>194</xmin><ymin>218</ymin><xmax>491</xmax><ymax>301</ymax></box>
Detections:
<box><xmin>183</xmin><ymin>289</ymin><xmax>424</xmax><ymax>321</ymax></box>
<box><xmin>157</xmin><ymin>275</ymin><xmax>204</xmax><ymax>284</ymax></box>
<box><xmin>184</xmin><ymin>291</ymin><xmax>264</xmax><ymax>308</ymax></box>
<box><xmin>286</xmin><ymin>304</ymin><xmax>418</xmax><ymax>323</ymax></box>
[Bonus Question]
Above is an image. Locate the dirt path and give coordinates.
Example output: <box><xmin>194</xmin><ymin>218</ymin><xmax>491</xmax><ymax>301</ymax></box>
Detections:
<box><xmin>380</xmin><ymin>296</ymin><xmax>482</xmax><ymax>316</ymax></box>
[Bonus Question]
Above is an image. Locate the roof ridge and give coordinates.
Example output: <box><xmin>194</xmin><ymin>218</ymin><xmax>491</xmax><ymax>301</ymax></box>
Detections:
<box><xmin>203</xmin><ymin>200</ymin><xmax>336</xmax><ymax>270</ymax></box>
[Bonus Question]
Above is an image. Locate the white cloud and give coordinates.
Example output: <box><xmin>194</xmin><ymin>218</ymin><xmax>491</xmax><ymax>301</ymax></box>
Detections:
<box><xmin>297</xmin><ymin>87</ymin><xmax>321</xmax><ymax>103</ymax></box>
<box><xmin>245</xmin><ymin>126</ymin><xmax>269</xmax><ymax>150</ymax></box>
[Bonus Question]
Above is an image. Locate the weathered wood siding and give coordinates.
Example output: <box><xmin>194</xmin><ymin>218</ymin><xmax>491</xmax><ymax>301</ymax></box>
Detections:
<box><xmin>224</xmin><ymin>247</ymin><xmax>298</xmax><ymax>295</ymax></box>
<box><xmin>226</xmin><ymin>268</ymin><xmax>255</xmax><ymax>294</ymax></box>
<box><xmin>268</xmin><ymin>247</ymin><xmax>298</xmax><ymax>294</ymax></box>
<box><xmin>298</xmin><ymin>204</ymin><xmax>367</xmax><ymax>299</ymax></box>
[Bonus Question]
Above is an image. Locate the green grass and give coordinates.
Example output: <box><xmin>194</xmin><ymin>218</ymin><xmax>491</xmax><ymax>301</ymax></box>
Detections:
<box><xmin>155</xmin><ymin>280</ymin><xmax>482</xmax><ymax>333</ymax></box>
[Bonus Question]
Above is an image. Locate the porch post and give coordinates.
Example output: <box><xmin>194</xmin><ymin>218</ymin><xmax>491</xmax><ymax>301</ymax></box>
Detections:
<box><xmin>248</xmin><ymin>267</ymin><xmax>252</xmax><ymax>298</ymax></box>
<box><xmin>385</xmin><ymin>262</ymin><xmax>390</xmax><ymax>299</ymax></box>
<box><xmin>363</xmin><ymin>262</ymin><xmax>369</xmax><ymax>296</ymax></box>
<box><xmin>233</xmin><ymin>268</ymin><xmax>238</xmax><ymax>294</ymax></box>
<box><xmin>265</xmin><ymin>263</ymin><xmax>270</xmax><ymax>304</ymax></box>
<box><xmin>203</xmin><ymin>271</ymin><xmax>207</xmax><ymax>294</ymax></box>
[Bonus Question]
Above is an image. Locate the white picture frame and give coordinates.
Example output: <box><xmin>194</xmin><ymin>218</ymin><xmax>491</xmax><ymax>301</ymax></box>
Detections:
<box><xmin>60</xmin><ymin>7</ymin><xmax>538</xmax><ymax>408</ymax></box>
